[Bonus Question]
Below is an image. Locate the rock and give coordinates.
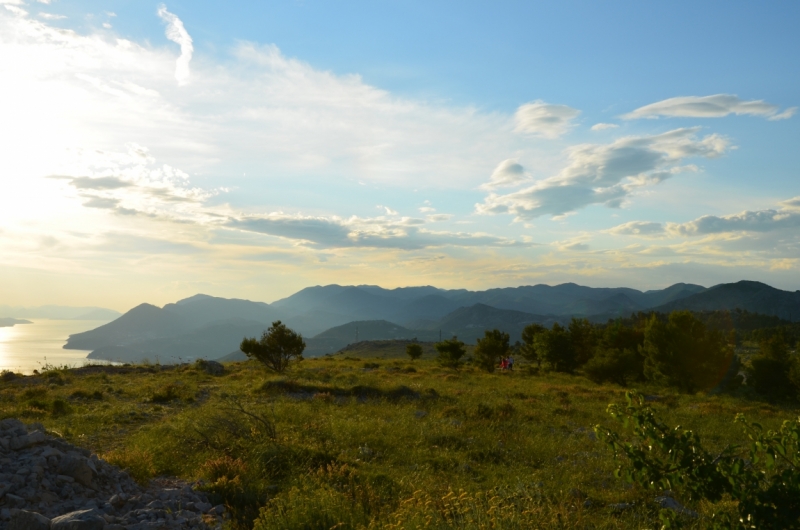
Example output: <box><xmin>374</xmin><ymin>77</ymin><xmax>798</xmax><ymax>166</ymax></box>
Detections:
<box><xmin>4</xmin><ymin>494</ymin><xmax>25</xmax><ymax>508</ymax></box>
<box><xmin>8</xmin><ymin>510</ymin><xmax>51</xmax><ymax>530</ymax></box>
<box><xmin>655</xmin><ymin>496</ymin><xmax>698</xmax><ymax>518</ymax></box>
<box><xmin>58</xmin><ymin>455</ymin><xmax>94</xmax><ymax>487</ymax></box>
<box><xmin>197</xmin><ymin>360</ymin><xmax>224</xmax><ymax>376</ymax></box>
<box><xmin>51</xmin><ymin>509</ymin><xmax>106</xmax><ymax>530</ymax></box>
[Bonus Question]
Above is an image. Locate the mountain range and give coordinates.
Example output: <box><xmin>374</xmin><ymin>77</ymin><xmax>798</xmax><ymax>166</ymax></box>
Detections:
<box><xmin>0</xmin><ymin>305</ymin><xmax>121</xmax><ymax>321</ymax></box>
<box><xmin>63</xmin><ymin>280</ymin><xmax>800</xmax><ymax>364</ymax></box>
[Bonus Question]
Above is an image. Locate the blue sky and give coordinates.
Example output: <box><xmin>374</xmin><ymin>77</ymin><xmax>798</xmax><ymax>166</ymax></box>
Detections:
<box><xmin>1</xmin><ymin>0</ymin><xmax>798</xmax><ymax>310</ymax></box>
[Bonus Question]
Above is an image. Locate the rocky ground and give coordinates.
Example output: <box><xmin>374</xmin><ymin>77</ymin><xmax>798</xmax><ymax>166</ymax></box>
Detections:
<box><xmin>0</xmin><ymin>417</ymin><xmax>226</xmax><ymax>529</ymax></box>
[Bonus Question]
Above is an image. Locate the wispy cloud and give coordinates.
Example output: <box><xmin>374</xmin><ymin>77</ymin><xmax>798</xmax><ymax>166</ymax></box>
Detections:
<box><xmin>514</xmin><ymin>101</ymin><xmax>580</xmax><ymax>139</ymax></box>
<box><xmin>156</xmin><ymin>4</ymin><xmax>193</xmax><ymax>86</ymax></box>
<box><xmin>591</xmin><ymin>123</ymin><xmax>618</xmax><ymax>131</ymax></box>
<box><xmin>476</xmin><ymin>128</ymin><xmax>728</xmax><ymax>220</ymax></box>
<box><xmin>667</xmin><ymin>199</ymin><xmax>800</xmax><ymax>236</ymax></box>
<box><xmin>606</xmin><ymin>220</ymin><xmax>665</xmax><ymax>237</ymax></box>
<box><xmin>624</xmin><ymin>94</ymin><xmax>796</xmax><ymax>121</ymax></box>
<box><xmin>228</xmin><ymin>213</ymin><xmax>524</xmax><ymax>250</ymax></box>
<box><xmin>479</xmin><ymin>159</ymin><xmax>528</xmax><ymax>190</ymax></box>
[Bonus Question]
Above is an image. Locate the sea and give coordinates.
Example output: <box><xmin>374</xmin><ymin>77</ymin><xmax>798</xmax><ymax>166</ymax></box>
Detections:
<box><xmin>0</xmin><ymin>319</ymin><xmax>116</xmax><ymax>374</ymax></box>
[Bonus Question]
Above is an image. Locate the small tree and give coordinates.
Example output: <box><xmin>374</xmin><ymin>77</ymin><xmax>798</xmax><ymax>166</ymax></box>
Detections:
<box><xmin>583</xmin><ymin>347</ymin><xmax>639</xmax><ymax>386</ymax></box>
<box><xmin>520</xmin><ymin>323</ymin><xmax>546</xmax><ymax>368</ymax></box>
<box><xmin>568</xmin><ymin>317</ymin><xmax>597</xmax><ymax>367</ymax></box>
<box><xmin>749</xmin><ymin>335</ymin><xmax>797</xmax><ymax>402</ymax></box>
<box><xmin>435</xmin><ymin>337</ymin><xmax>466</xmax><ymax>369</ymax></box>
<box><xmin>240</xmin><ymin>321</ymin><xmax>305</xmax><ymax>373</ymax></box>
<box><xmin>535</xmin><ymin>323</ymin><xmax>577</xmax><ymax>373</ymax></box>
<box><xmin>642</xmin><ymin>311</ymin><xmax>731</xmax><ymax>393</ymax></box>
<box><xmin>474</xmin><ymin>329</ymin><xmax>510</xmax><ymax>372</ymax></box>
<box><xmin>406</xmin><ymin>343</ymin><xmax>423</xmax><ymax>361</ymax></box>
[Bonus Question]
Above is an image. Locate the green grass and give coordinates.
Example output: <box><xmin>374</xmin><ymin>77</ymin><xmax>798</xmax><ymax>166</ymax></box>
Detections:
<box><xmin>0</xmin><ymin>355</ymin><xmax>796</xmax><ymax>529</ymax></box>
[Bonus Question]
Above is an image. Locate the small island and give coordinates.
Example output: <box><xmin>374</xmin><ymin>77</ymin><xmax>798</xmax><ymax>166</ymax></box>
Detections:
<box><xmin>0</xmin><ymin>317</ymin><xmax>32</xmax><ymax>328</ymax></box>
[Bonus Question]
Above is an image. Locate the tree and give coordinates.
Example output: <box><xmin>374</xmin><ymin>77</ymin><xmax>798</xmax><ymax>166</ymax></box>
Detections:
<box><xmin>520</xmin><ymin>323</ymin><xmax>546</xmax><ymax>368</ymax></box>
<box><xmin>534</xmin><ymin>323</ymin><xmax>577</xmax><ymax>373</ymax></box>
<box><xmin>568</xmin><ymin>318</ymin><xmax>597</xmax><ymax>367</ymax></box>
<box><xmin>642</xmin><ymin>311</ymin><xmax>732</xmax><ymax>393</ymax></box>
<box><xmin>406</xmin><ymin>342</ymin><xmax>423</xmax><ymax>361</ymax></box>
<box><xmin>435</xmin><ymin>337</ymin><xmax>466</xmax><ymax>369</ymax></box>
<box><xmin>240</xmin><ymin>321</ymin><xmax>305</xmax><ymax>373</ymax></box>
<box><xmin>474</xmin><ymin>329</ymin><xmax>510</xmax><ymax>372</ymax></box>
<box><xmin>749</xmin><ymin>335</ymin><xmax>797</xmax><ymax>402</ymax></box>
<box><xmin>583</xmin><ymin>347</ymin><xmax>639</xmax><ymax>386</ymax></box>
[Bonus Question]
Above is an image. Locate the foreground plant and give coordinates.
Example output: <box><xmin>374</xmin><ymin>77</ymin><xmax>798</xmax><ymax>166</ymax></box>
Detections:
<box><xmin>595</xmin><ymin>391</ymin><xmax>800</xmax><ymax>529</ymax></box>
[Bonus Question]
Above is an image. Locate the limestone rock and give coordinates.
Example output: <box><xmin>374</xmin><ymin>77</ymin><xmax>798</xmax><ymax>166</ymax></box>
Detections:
<box><xmin>58</xmin><ymin>455</ymin><xmax>94</xmax><ymax>487</ymax></box>
<box><xmin>8</xmin><ymin>510</ymin><xmax>51</xmax><ymax>530</ymax></box>
<box><xmin>51</xmin><ymin>509</ymin><xmax>105</xmax><ymax>530</ymax></box>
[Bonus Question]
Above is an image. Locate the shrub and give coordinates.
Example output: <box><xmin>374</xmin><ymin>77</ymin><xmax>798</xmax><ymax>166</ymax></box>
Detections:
<box><xmin>642</xmin><ymin>311</ymin><xmax>732</xmax><ymax>393</ymax></box>
<box><xmin>583</xmin><ymin>347</ymin><xmax>639</xmax><ymax>386</ymax></box>
<box><xmin>520</xmin><ymin>323</ymin><xmax>546</xmax><ymax>368</ymax></box>
<box><xmin>51</xmin><ymin>398</ymin><xmax>72</xmax><ymax>417</ymax></box>
<box><xmin>406</xmin><ymin>343</ymin><xmax>423</xmax><ymax>361</ymax></box>
<box><xmin>240</xmin><ymin>321</ymin><xmax>305</xmax><ymax>373</ymax></box>
<box><xmin>534</xmin><ymin>323</ymin><xmax>578</xmax><ymax>373</ymax></box>
<box><xmin>435</xmin><ymin>337</ymin><xmax>466</xmax><ymax>369</ymax></box>
<box><xmin>597</xmin><ymin>391</ymin><xmax>800</xmax><ymax>529</ymax></box>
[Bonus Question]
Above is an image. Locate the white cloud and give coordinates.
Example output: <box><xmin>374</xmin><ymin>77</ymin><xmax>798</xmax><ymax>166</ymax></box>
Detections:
<box><xmin>591</xmin><ymin>123</ymin><xmax>618</xmax><ymax>131</ymax></box>
<box><xmin>426</xmin><ymin>214</ymin><xmax>452</xmax><ymax>222</ymax></box>
<box><xmin>38</xmin><ymin>12</ymin><xmax>65</xmax><ymax>20</ymax></box>
<box><xmin>667</xmin><ymin>201</ymin><xmax>800</xmax><ymax>236</ymax></box>
<box><xmin>606</xmin><ymin>220</ymin><xmax>665</xmax><ymax>237</ymax></box>
<box><xmin>514</xmin><ymin>100</ymin><xmax>580</xmax><ymax>139</ymax></box>
<box><xmin>476</xmin><ymin>128</ymin><xmax>728</xmax><ymax>220</ymax></box>
<box><xmin>156</xmin><ymin>4</ymin><xmax>193</xmax><ymax>86</ymax></box>
<box><xmin>624</xmin><ymin>94</ymin><xmax>796</xmax><ymax>121</ymax></box>
<box><xmin>479</xmin><ymin>158</ymin><xmax>528</xmax><ymax>190</ymax></box>
<box><xmin>228</xmin><ymin>213</ymin><xmax>524</xmax><ymax>250</ymax></box>
<box><xmin>418</xmin><ymin>206</ymin><xmax>435</xmax><ymax>213</ymax></box>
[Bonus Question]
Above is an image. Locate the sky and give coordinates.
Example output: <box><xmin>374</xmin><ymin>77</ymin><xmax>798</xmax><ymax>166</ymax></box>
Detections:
<box><xmin>1</xmin><ymin>0</ymin><xmax>799</xmax><ymax>311</ymax></box>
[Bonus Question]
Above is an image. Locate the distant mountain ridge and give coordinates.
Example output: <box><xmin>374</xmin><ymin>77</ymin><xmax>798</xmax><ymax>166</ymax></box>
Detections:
<box><xmin>67</xmin><ymin>280</ymin><xmax>800</xmax><ymax>364</ymax></box>
<box><xmin>0</xmin><ymin>304</ymin><xmax>121</xmax><ymax>320</ymax></box>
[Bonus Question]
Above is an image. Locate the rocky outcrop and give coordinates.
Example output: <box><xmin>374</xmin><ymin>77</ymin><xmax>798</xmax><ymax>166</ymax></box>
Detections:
<box><xmin>0</xmin><ymin>418</ymin><xmax>224</xmax><ymax>529</ymax></box>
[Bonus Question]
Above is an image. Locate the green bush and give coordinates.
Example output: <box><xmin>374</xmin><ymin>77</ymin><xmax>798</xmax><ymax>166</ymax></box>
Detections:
<box><xmin>583</xmin><ymin>347</ymin><xmax>639</xmax><ymax>386</ymax></box>
<box><xmin>597</xmin><ymin>392</ymin><xmax>800</xmax><ymax>529</ymax></box>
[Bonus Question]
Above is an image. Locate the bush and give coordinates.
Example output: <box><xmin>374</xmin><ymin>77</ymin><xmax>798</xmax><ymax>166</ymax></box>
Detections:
<box><xmin>642</xmin><ymin>311</ymin><xmax>732</xmax><ymax>393</ymax></box>
<box><xmin>534</xmin><ymin>323</ymin><xmax>577</xmax><ymax>373</ymax></box>
<box><xmin>406</xmin><ymin>343</ymin><xmax>423</xmax><ymax>361</ymax></box>
<box><xmin>583</xmin><ymin>347</ymin><xmax>639</xmax><ymax>386</ymax></box>
<box><xmin>435</xmin><ymin>337</ymin><xmax>466</xmax><ymax>369</ymax></box>
<box><xmin>240</xmin><ymin>321</ymin><xmax>305</xmax><ymax>373</ymax></box>
<box><xmin>597</xmin><ymin>392</ymin><xmax>800</xmax><ymax>529</ymax></box>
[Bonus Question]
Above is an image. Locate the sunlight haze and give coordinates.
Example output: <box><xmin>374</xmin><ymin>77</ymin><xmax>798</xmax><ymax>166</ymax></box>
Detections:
<box><xmin>1</xmin><ymin>0</ymin><xmax>798</xmax><ymax>311</ymax></box>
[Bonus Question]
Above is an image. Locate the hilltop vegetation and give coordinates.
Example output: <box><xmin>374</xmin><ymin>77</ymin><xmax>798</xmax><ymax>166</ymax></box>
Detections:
<box><xmin>3</xmin><ymin>321</ymin><xmax>800</xmax><ymax>529</ymax></box>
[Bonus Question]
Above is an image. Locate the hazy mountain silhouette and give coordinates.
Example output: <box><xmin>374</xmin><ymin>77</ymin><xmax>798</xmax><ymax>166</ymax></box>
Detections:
<box><xmin>653</xmin><ymin>281</ymin><xmax>800</xmax><ymax>320</ymax></box>
<box><xmin>69</xmin><ymin>280</ymin><xmax>800</xmax><ymax>364</ymax></box>
<box><xmin>0</xmin><ymin>304</ymin><xmax>121</xmax><ymax>320</ymax></box>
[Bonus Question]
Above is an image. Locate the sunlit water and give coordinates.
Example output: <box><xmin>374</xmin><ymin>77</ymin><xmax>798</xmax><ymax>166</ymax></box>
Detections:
<box><xmin>0</xmin><ymin>319</ymin><xmax>116</xmax><ymax>374</ymax></box>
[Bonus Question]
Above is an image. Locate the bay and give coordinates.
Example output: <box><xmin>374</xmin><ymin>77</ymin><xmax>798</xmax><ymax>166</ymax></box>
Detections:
<box><xmin>0</xmin><ymin>319</ymin><xmax>116</xmax><ymax>374</ymax></box>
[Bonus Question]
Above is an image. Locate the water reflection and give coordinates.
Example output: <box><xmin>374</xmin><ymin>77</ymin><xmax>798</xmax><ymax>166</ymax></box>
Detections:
<box><xmin>0</xmin><ymin>319</ymin><xmax>117</xmax><ymax>374</ymax></box>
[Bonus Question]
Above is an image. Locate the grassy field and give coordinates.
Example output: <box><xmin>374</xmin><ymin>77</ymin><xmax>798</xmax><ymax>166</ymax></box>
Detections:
<box><xmin>0</xmin><ymin>350</ymin><xmax>796</xmax><ymax>529</ymax></box>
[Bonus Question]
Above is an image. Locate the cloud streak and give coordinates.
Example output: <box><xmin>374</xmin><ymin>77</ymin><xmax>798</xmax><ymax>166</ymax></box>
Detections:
<box><xmin>624</xmin><ymin>94</ymin><xmax>796</xmax><ymax>121</ymax></box>
<box><xmin>157</xmin><ymin>5</ymin><xmax>193</xmax><ymax>86</ymax></box>
<box><xmin>514</xmin><ymin>101</ymin><xmax>580</xmax><ymax>139</ymax></box>
<box><xmin>228</xmin><ymin>213</ymin><xmax>525</xmax><ymax>250</ymax></box>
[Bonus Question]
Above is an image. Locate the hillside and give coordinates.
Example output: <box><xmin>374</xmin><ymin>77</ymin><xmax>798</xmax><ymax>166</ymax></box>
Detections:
<box><xmin>0</xmin><ymin>317</ymin><xmax>31</xmax><ymax>328</ymax></box>
<box><xmin>654</xmin><ymin>280</ymin><xmax>800</xmax><ymax>320</ymax></box>
<box><xmin>67</xmin><ymin>280</ymin><xmax>800</xmax><ymax>365</ymax></box>
<box><xmin>0</xmin><ymin>304</ymin><xmax>121</xmax><ymax>320</ymax></box>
